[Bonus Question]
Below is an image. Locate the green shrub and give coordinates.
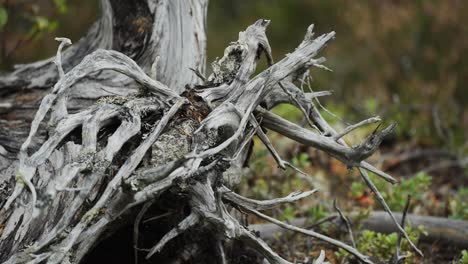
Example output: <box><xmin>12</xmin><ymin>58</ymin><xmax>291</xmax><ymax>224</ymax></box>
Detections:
<box><xmin>449</xmin><ymin>187</ymin><xmax>468</xmax><ymax>220</ymax></box>
<box><xmin>336</xmin><ymin>224</ymin><xmax>426</xmax><ymax>263</ymax></box>
<box><xmin>453</xmin><ymin>250</ymin><xmax>468</xmax><ymax>264</ymax></box>
<box><xmin>351</xmin><ymin>171</ymin><xmax>432</xmax><ymax>211</ymax></box>
<box><xmin>307</xmin><ymin>204</ymin><xmax>329</xmax><ymax>224</ymax></box>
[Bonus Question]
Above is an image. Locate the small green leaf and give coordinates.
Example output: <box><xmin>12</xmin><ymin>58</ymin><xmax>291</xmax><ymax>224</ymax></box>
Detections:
<box><xmin>0</xmin><ymin>6</ymin><xmax>8</xmax><ymax>31</ymax></box>
<box><xmin>386</xmin><ymin>233</ymin><xmax>398</xmax><ymax>244</ymax></box>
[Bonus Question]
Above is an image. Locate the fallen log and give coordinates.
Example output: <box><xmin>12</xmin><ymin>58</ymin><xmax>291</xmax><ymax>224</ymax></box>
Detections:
<box><xmin>249</xmin><ymin>211</ymin><xmax>468</xmax><ymax>248</ymax></box>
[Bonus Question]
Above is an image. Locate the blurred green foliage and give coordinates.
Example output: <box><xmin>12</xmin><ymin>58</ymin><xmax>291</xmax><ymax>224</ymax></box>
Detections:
<box><xmin>351</xmin><ymin>171</ymin><xmax>432</xmax><ymax>212</ymax></box>
<box><xmin>453</xmin><ymin>250</ymin><xmax>468</xmax><ymax>264</ymax></box>
<box><xmin>0</xmin><ymin>1</ymin><xmax>65</xmax><ymax>67</ymax></box>
<box><xmin>208</xmin><ymin>0</ymin><xmax>468</xmax><ymax>152</ymax></box>
<box><xmin>449</xmin><ymin>187</ymin><xmax>468</xmax><ymax>220</ymax></box>
<box><xmin>281</xmin><ymin>205</ymin><xmax>295</xmax><ymax>222</ymax></box>
<box><xmin>30</xmin><ymin>16</ymin><xmax>58</xmax><ymax>35</ymax></box>
<box><xmin>2</xmin><ymin>1</ymin><xmax>467</xmax><ymax>151</ymax></box>
<box><xmin>307</xmin><ymin>204</ymin><xmax>328</xmax><ymax>224</ymax></box>
<box><xmin>292</xmin><ymin>153</ymin><xmax>310</xmax><ymax>169</ymax></box>
<box><xmin>336</xmin><ymin>224</ymin><xmax>427</xmax><ymax>263</ymax></box>
<box><xmin>0</xmin><ymin>0</ymin><xmax>97</xmax><ymax>69</ymax></box>
<box><xmin>53</xmin><ymin>0</ymin><xmax>67</xmax><ymax>14</ymax></box>
<box><xmin>0</xmin><ymin>6</ymin><xmax>7</xmax><ymax>32</ymax></box>
<box><xmin>271</xmin><ymin>103</ymin><xmax>302</xmax><ymax>122</ymax></box>
<box><xmin>250</xmin><ymin>177</ymin><xmax>269</xmax><ymax>200</ymax></box>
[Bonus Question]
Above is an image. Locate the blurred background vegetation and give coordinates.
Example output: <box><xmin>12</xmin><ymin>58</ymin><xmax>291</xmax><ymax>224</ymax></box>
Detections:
<box><xmin>1</xmin><ymin>0</ymin><xmax>466</xmax><ymax>151</ymax></box>
<box><xmin>1</xmin><ymin>0</ymin><xmax>467</xmax><ymax>262</ymax></box>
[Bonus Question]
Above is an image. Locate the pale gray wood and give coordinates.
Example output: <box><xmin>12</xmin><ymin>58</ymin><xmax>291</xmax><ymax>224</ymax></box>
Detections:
<box><xmin>0</xmin><ymin>1</ymin><xmax>432</xmax><ymax>263</ymax></box>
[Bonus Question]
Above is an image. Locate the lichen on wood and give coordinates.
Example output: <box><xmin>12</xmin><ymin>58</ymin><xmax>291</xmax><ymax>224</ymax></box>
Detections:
<box><xmin>0</xmin><ymin>1</ymin><xmax>423</xmax><ymax>263</ymax></box>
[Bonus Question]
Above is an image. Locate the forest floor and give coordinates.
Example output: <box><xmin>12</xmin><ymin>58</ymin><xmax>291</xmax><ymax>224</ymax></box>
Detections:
<box><xmin>239</xmin><ymin>105</ymin><xmax>468</xmax><ymax>264</ymax></box>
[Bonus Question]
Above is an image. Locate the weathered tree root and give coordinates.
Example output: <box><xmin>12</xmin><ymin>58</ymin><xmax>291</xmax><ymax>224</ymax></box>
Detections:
<box><xmin>0</xmin><ymin>3</ymin><xmax>423</xmax><ymax>263</ymax></box>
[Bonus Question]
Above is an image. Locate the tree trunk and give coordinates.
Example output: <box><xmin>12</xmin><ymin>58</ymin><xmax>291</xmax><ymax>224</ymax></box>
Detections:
<box><xmin>0</xmin><ymin>1</ymin><xmax>419</xmax><ymax>264</ymax></box>
<box><xmin>1</xmin><ymin>0</ymin><xmax>209</xmax><ymax>262</ymax></box>
<box><xmin>0</xmin><ymin>0</ymin><xmax>207</xmax><ymax>158</ymax></box>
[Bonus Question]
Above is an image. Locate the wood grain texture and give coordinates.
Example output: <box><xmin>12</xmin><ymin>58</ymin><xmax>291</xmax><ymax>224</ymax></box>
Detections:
<box><xmin>0</xmin><ymin>1</ymin><xmax>423</xmax><ymax>263</ymax></box>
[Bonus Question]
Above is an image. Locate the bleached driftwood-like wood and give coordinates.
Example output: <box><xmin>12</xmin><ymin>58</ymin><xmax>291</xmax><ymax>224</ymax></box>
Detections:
<box><xmin>0</xmin><ymin>1</ymin><xmax>424</xmax><ymax>263</ymax></box>
<box><xmin>222</xmin><ymin>186</ymin><xmax>317</xmax><ymax>211</ymax></box>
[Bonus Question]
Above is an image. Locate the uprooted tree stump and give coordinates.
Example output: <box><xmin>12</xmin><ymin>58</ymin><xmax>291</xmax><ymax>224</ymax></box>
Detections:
<box><xmin>0</xmin><ymin>1</ymin><xmax>423</xmax><ymax>263</ymax></box>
